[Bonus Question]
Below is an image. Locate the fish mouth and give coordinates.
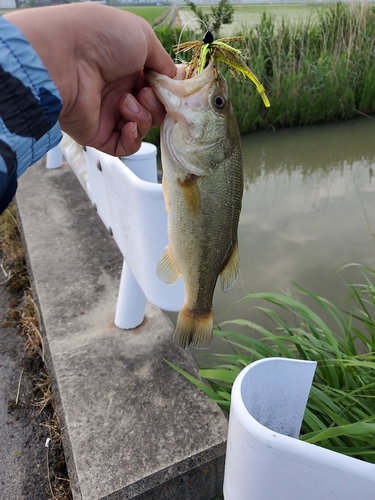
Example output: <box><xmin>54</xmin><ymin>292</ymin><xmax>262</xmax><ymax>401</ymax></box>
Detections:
<box><xmin>145</xmin><ymin>62</ymin><xmax>216</xmax><ymax>120</ymax></box>
<box><xmin>146</xmin><ymin>62</ymin><xmax>225</xmax><ymax>176</ymax></box>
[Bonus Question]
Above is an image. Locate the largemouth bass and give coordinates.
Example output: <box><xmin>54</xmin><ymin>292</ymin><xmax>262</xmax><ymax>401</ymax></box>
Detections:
<box><xmin>147</xmin><ymin>62</ymin><xmax>243</xmax><ymax>348</ymax></box>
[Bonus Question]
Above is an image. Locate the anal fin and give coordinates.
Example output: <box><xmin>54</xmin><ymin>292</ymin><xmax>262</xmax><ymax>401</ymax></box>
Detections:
<box><xmin>220</xmin><ymin>240</ymin><xmax>240</xmax><ymax>292</ymax></box>
<box><xmin>156</xmin><ymin>245</ymin><xmax>180</xmax><ymax>285</ymax></box>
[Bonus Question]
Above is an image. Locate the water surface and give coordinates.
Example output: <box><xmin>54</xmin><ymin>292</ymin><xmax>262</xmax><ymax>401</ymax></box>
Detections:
<box><xmin>207</xmin><ymin>117</ymin><xmax>375</xmax><ymax>352</ymax></box>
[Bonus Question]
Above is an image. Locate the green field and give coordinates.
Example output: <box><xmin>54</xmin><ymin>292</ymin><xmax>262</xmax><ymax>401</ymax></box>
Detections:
<box><xmin>116</xmin><ymin>5</ymin><xmax>169</xmax><ymax>24</ymax></box>
<box><xmin>178</xmin><ymin>3</ymin><xmax>332</xmax><ymax>35</ymax></box>
<box><xmin>231</xmin><ymin>3</ymin><xmax>329</xmax><ymax>22</ymax></box>
<box><xmin>179</xmin><ymin>2</ymin><xmax>330</xmax><ymax>18</ymax></box>
<box><xmin>0</xmin><ymin>5</ymin><xmax>167</xmax><ymax>21</ymax></box>
<box><xmin>1</xmin><ymin>4</ymin><xmax>328</xmax><ymax>28</ymax></box>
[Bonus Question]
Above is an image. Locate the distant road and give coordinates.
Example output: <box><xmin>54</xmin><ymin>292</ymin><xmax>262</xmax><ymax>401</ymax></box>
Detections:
<box><xmin>153</xmin><ymin>3</ymin><xmax>178</xmax><ymax>28</ymax></box>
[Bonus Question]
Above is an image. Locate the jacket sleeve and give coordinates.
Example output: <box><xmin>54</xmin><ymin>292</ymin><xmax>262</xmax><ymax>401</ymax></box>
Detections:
<box><xmin>0</xmin><ymin>17</ymin><xmax>63</xmax><ymax>214</ymax></box>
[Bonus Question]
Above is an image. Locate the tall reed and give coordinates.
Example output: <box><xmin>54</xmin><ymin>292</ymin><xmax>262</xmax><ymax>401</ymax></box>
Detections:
<box><xmin>155</xmin><ymin>3</ymin><xmax>375</xmax><ymax>133</ymax></box>
<box><xmin>228</xmin><ymin>3</ymin><xmax>375</xmax><ymax>131</ymax></box>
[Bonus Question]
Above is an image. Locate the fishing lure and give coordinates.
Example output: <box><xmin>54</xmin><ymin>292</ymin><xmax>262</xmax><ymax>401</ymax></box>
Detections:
<box><xmin>174</xmin><ymin>30</ymin><xmax>270</xmax><ymax>108</ymax></box>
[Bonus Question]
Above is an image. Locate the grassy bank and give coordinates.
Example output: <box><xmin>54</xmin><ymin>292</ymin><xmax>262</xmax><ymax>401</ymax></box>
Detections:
<box><xmin>172</xmin><ymin>265</ymin><xmax>375</xmax><ymax>463</ymax></box>
<box><xmin>155</xmin><ymin>2</ymin><xmax>375</xmax><ymax>133</ymax></box>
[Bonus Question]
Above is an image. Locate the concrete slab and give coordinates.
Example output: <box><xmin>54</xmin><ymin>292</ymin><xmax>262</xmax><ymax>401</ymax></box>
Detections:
<box><xmin>15</xmin><ymin>158</ymin><xmax>228</xmax><ymax>500</ymax></box>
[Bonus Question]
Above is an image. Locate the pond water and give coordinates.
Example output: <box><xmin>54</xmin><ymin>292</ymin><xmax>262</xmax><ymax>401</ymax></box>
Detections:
<box><xmin>203</xmin><ymin>116</ymin><xmax>375</xmax><ymax>353</ymax></box>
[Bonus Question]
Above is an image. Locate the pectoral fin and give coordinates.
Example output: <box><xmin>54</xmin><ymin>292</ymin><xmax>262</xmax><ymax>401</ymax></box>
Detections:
<box><xmin>177</xmin><ymin>174</ymin><xmax>201</xmax><ymax>219</ymax></box>
<box><xmin>156</xmin><ymin>245</ymin><xmax>180</xmax><ymax>284</ymax></box>
<box><xmin>220</xmin><ymin>240</ymin><xmax>240</xmax><ymax>292</ymax></box>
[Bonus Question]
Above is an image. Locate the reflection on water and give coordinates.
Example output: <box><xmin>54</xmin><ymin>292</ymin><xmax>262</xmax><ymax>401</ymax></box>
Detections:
<box><xmin>206</xmin><ymin>117</ymin><xmax>375</xmax><ymax>353</ymax></box>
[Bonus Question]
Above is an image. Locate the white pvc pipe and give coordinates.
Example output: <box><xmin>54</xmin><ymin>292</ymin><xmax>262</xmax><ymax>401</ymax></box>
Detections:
<box><xmin>115</xmin><ymin>142</ymin><xmax>158</xmax><ymax>328</ymax></box>
<box><xmin>115</xmin><ymin>259</ymin><xmax>147</xmax><ymax>329</ymax></box>
<box><xmin>224</xmin><ymin>358</ymin><xmax>375</xmax><ymax>500</ymax></box>
<box><xmin>46</xmin><ymin>145</ymin><xmax>63</xmax><ymax>169</ymax></box>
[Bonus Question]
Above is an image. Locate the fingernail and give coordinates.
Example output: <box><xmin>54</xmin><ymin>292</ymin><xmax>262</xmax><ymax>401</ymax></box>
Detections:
<box><xmin>131</xmin><ymin>122</ymin><xmax>138</xmax><ymax>140</ymax></box>
<box><xmin>124</xmin><ymin>94</ymin><xmax>140</xmax><ymax>114</ymax></box>
<box><xmin>143</xmin><ymin>89</ymin><xmax>159</xmax><ymax>108</ymax></box>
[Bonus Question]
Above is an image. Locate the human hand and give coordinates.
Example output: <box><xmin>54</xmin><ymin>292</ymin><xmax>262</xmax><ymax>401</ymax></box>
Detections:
<box><xmin>5</xmin><ymin>4</ymin><xmax>176</xmax><ymax>156</ymax></box>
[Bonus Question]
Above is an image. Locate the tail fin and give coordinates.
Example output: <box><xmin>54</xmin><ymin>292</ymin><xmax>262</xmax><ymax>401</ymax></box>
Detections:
<box><xmin>173</xmin><ymin>308</ymin><xmax>214</xmax><ymax>349</ymax></box>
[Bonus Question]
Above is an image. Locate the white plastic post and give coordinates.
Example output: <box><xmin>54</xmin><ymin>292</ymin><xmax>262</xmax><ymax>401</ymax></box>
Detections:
<box><xmin>115</xmin><ymin>260</ymin><xmax>147</xmax><ymax>329</ymax></box>
<box><xmin>58</xmin><ymin>137</ymin><xmax>184</xmax><ymax>329</ymax></box>
<box><xmin>120</xmin><ymin>142</ymin><xmax>158</xmax><ymax>183</ymax></box>
<box><xmin>224</xmin><ymin>358</ymin><xmax>375</xmax><ymax>500</ymax></box>
<box><xmin>114</xmin><ymin>142</ymin><xmax>158</xmax><ymax>327</ymax></box>
<box><xmin>82</xmin><ymin>144</ymin><xmax>184</xmax><ymax>312</ymax></box>
<box><xmin>46</xmin><ymin>145</ymin><xmax>63</xmax><ymax>169</ymax></box>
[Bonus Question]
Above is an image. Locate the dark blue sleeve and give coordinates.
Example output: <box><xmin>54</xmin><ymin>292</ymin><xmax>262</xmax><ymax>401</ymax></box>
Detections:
<box><xmin>0</xmin><ymin>17</ymin><xmax>63</xmax><ymax>214</ymax></box>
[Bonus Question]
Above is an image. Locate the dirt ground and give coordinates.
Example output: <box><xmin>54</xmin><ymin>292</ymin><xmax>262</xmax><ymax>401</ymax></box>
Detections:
<box><xmin>0</xmin><ymin>283</ymin><xmax>51</xmax><ymax>499</ymax></box>
<box><xmin>0</xmin><ymin>213</ymin><xmax>71</xmax><ymax>500</ymax></box>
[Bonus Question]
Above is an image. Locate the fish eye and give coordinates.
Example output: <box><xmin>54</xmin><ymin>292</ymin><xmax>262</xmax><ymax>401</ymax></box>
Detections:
<box><xmin>213</xmin><ymin>94</ymin><xmax>226</xmax><ymax>110</ymax></box>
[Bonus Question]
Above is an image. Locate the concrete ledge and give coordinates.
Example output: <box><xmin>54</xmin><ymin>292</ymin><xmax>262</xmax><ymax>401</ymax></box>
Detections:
<box><xmin>16</xmin><ymin>158</ymin><xmax>228</xmax><ymax>500</ymax></box>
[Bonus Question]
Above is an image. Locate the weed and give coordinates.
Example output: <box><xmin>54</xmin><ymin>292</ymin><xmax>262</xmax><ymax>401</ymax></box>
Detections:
<box><xmin>172</xmin><ymin>266</ymin><xmax>375</xmax><ymax>464</ymax></box>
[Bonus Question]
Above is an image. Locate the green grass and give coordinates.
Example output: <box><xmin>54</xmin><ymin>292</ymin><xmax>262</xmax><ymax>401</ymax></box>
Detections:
<box><xmin>116</xmin><ymin>5</ymin><xmax>169</xmax><ymax>25</ymax></box>
<box><xmin>228</xmin><ymin>2</ymin><xmax>375</xmax><ymax>131</ymax></box>
<box><xmin>171</xmin><ymin>264</ymin><xmax>375</xmax><ymax>464</ymax></box>
<box><xmin>167</xmin><ymin>3</ymin><xmax>375</xmax><ymax>133</ymax></box>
